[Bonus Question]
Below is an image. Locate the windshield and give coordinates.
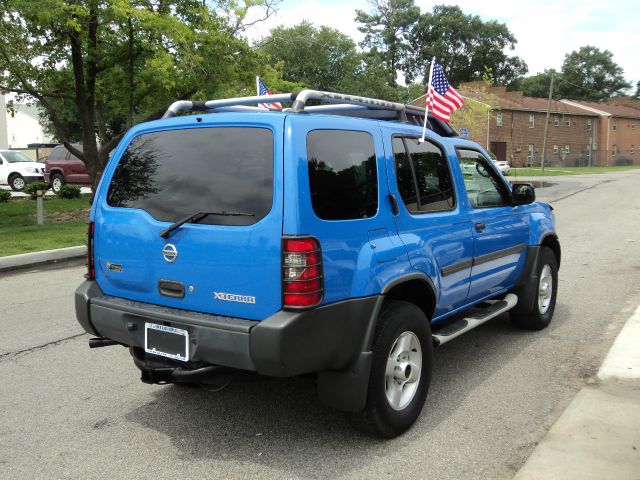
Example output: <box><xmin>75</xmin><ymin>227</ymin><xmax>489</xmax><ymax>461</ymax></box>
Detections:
<box><xmin>2</xmin><ymin>151</ymin><xmax>35</xmax><ymax>163</ymax></box>
<box><xmin>106</xmin><ymin>127</ymin><xmax>274</xmax><ymax>226</ymax></box>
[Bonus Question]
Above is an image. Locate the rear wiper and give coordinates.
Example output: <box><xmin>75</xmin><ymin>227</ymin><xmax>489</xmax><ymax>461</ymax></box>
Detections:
<box><xmin>159</xmin><ymin>211</ymin><xmax>255</xmax><ymax>239</ymax></box>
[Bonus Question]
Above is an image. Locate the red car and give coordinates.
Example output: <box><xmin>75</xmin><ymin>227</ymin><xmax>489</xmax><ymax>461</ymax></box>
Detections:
<box><xmin>44</xmin><ymin>144</ymin><xmax>91</xmax><ymax>193</ymax></box>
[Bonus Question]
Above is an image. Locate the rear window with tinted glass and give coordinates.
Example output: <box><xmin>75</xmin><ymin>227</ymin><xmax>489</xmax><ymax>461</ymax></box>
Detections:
<box><xmin>107</xmin><ymin>127</ymin><xmax>273</xmax><ymax>226</ymax></box>
<box><xmin>307</xmin><ymin>130</ymin><xmax>378</xmax><ymax>220</ymax></box>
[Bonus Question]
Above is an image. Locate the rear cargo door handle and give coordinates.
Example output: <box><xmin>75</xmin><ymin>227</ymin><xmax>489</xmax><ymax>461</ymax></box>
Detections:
<box><xmin>158</xmin><ymin>280</ymin><xmax>185</xmax><ymax>299</ymax></box>
<box><xmin>475</xmin><ymin>223</ymin><xmax>486</xmax><ymax>232</ymax></box>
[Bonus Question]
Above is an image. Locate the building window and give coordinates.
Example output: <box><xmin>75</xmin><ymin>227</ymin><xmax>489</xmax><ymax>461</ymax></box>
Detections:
<box><xmin>554</xmin><ymin>115</ymin><xmax>560</xmax><ymax>126</ymax></box>
<box><xmin>632</xmin><ymin>124</ymin><xmax>636</xmax><ymax>130</ymax></box>
<box><xmin>563</xmin><ymin>145</ymin><xmax>570</xmax><ymax>154</ymax></box>
<box><xmin>631</xmin><ymin>145</ymin><xmax>635</xmax><ymax>155</ymax></box>
<box><xmin>564</xmin><ymin>115</ymin><xmax>571</xmax><ymax>127</ymax></box>
<box><xmin>529</xmin><ymin>114</ymin><xmax>535</xmax><ymax>128</ymax></box>
<box><xmin>553</xmin><ymin>144</ymin><xmax>559</xmax><ymax>154</ymax></box>
<box><xmin>612</xmin><ymin>144</ymin><xmax>617</xmax><ymax>156</ymax></box>
<box><xmin>587</xmin><ymin>119</ymin><xmax>592</xmax><ymax>131</ymax></box>
<box><xmin>496</xmin><ymin>112</ymin><xmax>503</xmax><ymax>127</ymax></box>
<box><xmin>527</xmin><ymin>144</ymin><xmax>535</xmax><ymax>159</ymax></box>
<box><xmin>612</xmin><ymin>121</ymin><xmax>617</xmax><ymax>131</ymax></box>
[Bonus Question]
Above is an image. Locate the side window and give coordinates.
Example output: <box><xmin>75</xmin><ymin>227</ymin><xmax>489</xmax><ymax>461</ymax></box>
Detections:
<box><xmin>307</xmin><ymin>130</ymin><xmax>378</xmax><ymax>220</ymax></box>
<box><xmin>392</xmin><ymin>136</ymin><xmax>455</xmax><ymax>213</ymax></box>
<box><xmin>457</xmin><ymin>149</ymin><xmax>508</xmax><ymax>209</ymax></box>
<box><xmin>392</xmin><ymin>138</ymin><xmax>418</xmax><ymax>211</ymax></box>
<box><xmin>48</xmin><ymin>147</ymin><xmax>66</xmax><ymax>161</ymax></box>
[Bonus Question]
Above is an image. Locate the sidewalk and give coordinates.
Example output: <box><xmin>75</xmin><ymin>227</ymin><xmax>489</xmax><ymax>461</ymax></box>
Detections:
<box><xmin>513</xmin><ymin>305</ymin><xmax>640</xmax><ymax>480</ymax></box>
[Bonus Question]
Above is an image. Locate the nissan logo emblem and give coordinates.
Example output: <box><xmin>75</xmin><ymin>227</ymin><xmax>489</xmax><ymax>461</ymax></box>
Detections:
<box><xmin>162</xmin><ymin>243</ymin><xmax>178</xmax><ymax>263</ymax></box>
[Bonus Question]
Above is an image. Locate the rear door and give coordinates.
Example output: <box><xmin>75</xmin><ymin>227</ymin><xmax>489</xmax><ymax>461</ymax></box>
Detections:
<box><xmin>67</xmin><ymin>150</ymin><xmax>91</xmax><ymax>184</ymax></box>
<box><xmin>93</xmin><ymin>115</ymin><xmax>284</xmax><ymax>321</ymax></box>
<box><xmin>382</xmin><ymin>129</ymin><xmax>474</xmax><ymax>317</ymax></box>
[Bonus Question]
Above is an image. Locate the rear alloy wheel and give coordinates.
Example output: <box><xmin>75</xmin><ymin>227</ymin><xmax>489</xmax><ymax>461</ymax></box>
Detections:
<box><xmin>9</xmin><ymin>174</ymin><xmax>25</xmax><ymax>191</ymax></box>
<box><xmin>511</xmin><ymin>246</ymin><xmax>558</xmax><ymax>330</ymax></box>
<box><xmin>352</xmin><ymin>300</ymin><xmax>433</xmax><ymax>438</ymax></box>
<box><xmin>51</xmin><ymin>174</ymin><xmax>64</xmax><ymax>193</ymax></box>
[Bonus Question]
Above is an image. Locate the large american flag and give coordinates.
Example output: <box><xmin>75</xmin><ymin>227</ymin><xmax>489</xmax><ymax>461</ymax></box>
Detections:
<box><xmin>257</xmin><ymin>78</ymin><xmax>282</xmax><ymax>110</ymax></box>
<box><xmin>427</xmin><ymin>59</ymin><xmax>464</xmax><ymax>122</ymax></box>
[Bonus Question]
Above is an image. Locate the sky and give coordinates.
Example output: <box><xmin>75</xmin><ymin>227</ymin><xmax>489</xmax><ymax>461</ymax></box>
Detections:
<box><xmin>244</xmin><ymin>0</ymin><xmax>639</xmax><ymax>89</ymax></box>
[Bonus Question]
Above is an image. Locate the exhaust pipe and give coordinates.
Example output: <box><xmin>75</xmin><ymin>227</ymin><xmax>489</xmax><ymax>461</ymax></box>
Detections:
<box><xmin>88</xmin><ymin>337</ymin><xmax>120</xmax><ymax>349</ymax></box>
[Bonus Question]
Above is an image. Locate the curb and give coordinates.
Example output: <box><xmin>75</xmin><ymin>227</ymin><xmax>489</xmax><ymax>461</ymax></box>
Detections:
<box><xmin>513</xmin><ymin>305</ymin><xmax>640</xmax><ymax>480</ymax></box>
<box><xmin>0</xmin><ymin>245</ymin><xmax>86</xmax><ymax>273</ymax></box>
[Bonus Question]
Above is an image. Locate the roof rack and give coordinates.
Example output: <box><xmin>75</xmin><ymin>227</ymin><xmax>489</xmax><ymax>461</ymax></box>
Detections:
<box><xmin>162</xmin><ymin>89</ymin><xmax>458</xmax><ymax>137</ymax></box>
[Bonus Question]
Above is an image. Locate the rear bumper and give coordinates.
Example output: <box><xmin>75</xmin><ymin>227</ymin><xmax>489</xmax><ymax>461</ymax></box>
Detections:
<box><xmin>75</xmin><ymin>281</ymin><xmax>379</xmax><ymax>377</ymax></box>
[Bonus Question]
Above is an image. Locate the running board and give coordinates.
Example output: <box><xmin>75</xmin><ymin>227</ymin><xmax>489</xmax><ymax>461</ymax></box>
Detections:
<box><xmin>432</xmin><ymin>293</ymin><xmax>518</xmax><ymax>346</ymax></box>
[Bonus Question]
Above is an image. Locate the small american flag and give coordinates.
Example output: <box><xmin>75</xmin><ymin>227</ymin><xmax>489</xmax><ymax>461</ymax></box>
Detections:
<box><xmin>427</xmin><ymin>59</ymin><xmax>463</xmax><ymax>122</ymax></box>
<box><xmin>257</xmin><ymin>77</ymin><xmax>282</xmax><ymax>110</ymax></box>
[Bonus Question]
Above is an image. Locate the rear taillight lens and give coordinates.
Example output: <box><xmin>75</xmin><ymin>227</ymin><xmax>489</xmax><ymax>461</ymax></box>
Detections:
<box><xmin>86</xmin><ymin>221</ymin><xmax>95</xmax><ymax>280</ymax></box>
<box><xmin>282</xmin><ymin>237</ymin><xmax>323</xmax><ymax>308</ymax></box>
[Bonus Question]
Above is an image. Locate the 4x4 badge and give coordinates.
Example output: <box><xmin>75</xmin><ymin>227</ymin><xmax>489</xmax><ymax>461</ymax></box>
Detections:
<box><xmin>162</xmin><ymin>243</ymin><xmax>178</xmax><ymax>263</ymax></box>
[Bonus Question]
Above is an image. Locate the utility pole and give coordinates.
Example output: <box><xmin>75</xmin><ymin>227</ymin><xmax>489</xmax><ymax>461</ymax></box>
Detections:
<box><xmin>540</xmin><ymin>72</ymin><xmax>555</xmax><ymax>172</ymax></box>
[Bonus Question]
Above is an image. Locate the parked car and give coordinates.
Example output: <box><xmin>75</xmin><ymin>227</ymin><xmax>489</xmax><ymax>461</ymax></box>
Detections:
<box><xmin>0</xmin><ymin>149</ymin><xmax>45</xmax><ymax>191</ymax></box>
<box><xmin>75</xmin><ymin>90</ymin><xmax>560</xmax><ymax>438</ymax></box>
<box><xmin>44</xmin><ymin>144</ymin><xmax>91</xmax><ymax>193</ymax></box>
<box><xmin>493</xmin><ymin>159</ymin><xmax>510</xmax><ymax>173</ymax></box>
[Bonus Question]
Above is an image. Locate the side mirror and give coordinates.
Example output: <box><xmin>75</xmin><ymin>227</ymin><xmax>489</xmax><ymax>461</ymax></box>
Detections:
<box><xmin>512</xmin><ymin>183</ymin><xmax>536</xmax><ymax>205</ymax></box>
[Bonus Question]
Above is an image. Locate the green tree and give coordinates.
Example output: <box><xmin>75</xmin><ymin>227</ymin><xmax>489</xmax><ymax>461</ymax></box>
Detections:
<box><xmin>556</xmin><ymin>46</ymin><xmax>631</xmax><ymax>101</ymax></box>
<box><xmin>407</xmin><ymin>5</ymin><xmax>527</xmax><ymax>86</ymax></box>
<box><xmin>635</xmin><ymin>81</ymin><xmax>640</xmax><ymax>99</ymax></box>
<box><xmin>0</xmin><ymin>0</ymin><xmax>273</xmax><ymax>186</ymax></box>
<box><xmin>355</xmin><ymin>0</ymin><xmax>420</xmax><ymax>87</ymax></box>
<box><xmin>257</xmin><ymin>21</ymin><xmax>361</xmax><ymax>91</ymax></box>
<box><xmin>450</xmin><ymin>83</ymin><xmax>500</xmax><ymax>149</ymax></box>
<box><xmin>510</xmin><ymin>70</ymin><xmax>558</xmax><ymax>98</ymax></box>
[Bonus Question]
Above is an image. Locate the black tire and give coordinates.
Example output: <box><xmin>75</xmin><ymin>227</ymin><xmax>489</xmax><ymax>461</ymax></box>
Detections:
<box><xmin>352</xmin><ymin>300</ymin><xmax>433</xmax><ymax>438</ymax></box>
<box><xmin>511</xmin><ymin>246</ymin><xmax>558</xmax><ymax>330</ymax></box>
<box><xmin>51</xmin><ymin>173</ymin><xmax>64</xmax><ymax>194</ymax></box>
<box><xmin>9</xmin><ymin>174</ymin><xmax>25</xmax><ymax>192</ymax></box>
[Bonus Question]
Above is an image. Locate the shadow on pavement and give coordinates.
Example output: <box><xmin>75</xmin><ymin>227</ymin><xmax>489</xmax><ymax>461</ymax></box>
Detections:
<box><xmin>124</xmin><ymin>306</ymin><xmax>571</xmax><ymax>478</ymax></box>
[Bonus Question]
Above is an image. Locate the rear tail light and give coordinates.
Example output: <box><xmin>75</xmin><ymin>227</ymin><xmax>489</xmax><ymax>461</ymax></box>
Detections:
<box><xmin>86</xmin><ymin>221</ymin><xmax>95</xmax><ymax>280</ymax></box>
<box><xmin>282</xmin><ymin>236</ymin><xmax>323</xmax><ymax>308</ymax></box>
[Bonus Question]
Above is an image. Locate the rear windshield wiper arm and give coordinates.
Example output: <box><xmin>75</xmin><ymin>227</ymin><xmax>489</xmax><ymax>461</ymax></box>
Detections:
<box><xmin>159</xmin><ymin>211</ymin><xmax>255</xmax><ymax>239</ymax></box>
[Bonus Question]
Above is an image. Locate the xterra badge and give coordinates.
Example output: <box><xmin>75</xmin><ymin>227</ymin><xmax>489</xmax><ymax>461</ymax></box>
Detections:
<box><xmin>213</xmin><ymin>292</ymin><xmax>256</xmax><ymax>304</ymax></box>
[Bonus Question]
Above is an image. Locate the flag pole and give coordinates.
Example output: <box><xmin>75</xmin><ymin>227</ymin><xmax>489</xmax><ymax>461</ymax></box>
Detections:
<box><xmin>420</xmin><ymin>57</ymin><xmax>436</xmax><ymax>143</ymax></box>
<box><xmin>256</xmin><ymin>76</ymin><xmax>260</xmax><ymax>97</ymax></box>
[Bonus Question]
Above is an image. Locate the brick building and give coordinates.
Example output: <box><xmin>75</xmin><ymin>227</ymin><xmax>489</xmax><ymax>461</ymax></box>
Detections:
<box><xmin>410</xmin><ymin>82</ymin><xmax>640</xmax><ymax>167</ymax></box>
<box><xmin>560</xmin><ymin>99</ymin><xmax>640</xmax><ymax>166</ymax></box>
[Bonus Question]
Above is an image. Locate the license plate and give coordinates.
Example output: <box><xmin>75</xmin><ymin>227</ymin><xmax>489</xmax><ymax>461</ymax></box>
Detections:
<box><xmin>144</xmin><ymin>323</ymin><xmax>189</xmax><ymax>361</ymax></box>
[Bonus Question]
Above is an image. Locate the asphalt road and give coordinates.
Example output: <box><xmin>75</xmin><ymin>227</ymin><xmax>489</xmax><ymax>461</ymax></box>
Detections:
<box><xmin>2</xmin><ymin>170</ymin><xmax>640</xmax><ymax>479</ymax></box>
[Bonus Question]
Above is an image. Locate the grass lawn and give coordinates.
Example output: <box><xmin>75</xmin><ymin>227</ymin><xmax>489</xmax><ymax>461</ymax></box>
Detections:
<box><xmin>0</xmin><ymin>196</ymin><xmax>90</xmax><ymax>257</ymax></box>
<box><xmin>505</xmin><ymin>165</ymin><xmax>640</xmax><ymax>177</ymax></box>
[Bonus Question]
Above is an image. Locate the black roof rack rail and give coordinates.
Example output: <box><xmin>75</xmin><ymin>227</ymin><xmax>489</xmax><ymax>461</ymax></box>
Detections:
<box><xmin>162</xmin><ymin>89</ymin><xmax>458</xmax><ymax>137</ymax></box>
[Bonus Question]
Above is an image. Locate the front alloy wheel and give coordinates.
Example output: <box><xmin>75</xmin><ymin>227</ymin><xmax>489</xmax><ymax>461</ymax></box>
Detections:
<box><xmin>10</xmin><ymin>175</ymin><xmax>25</xmax><ymax>191</ymax></box>
<box><xmin>511</xmin><ymin>246</ymin><xmax>558</xmax><ymax>330</ymax></box>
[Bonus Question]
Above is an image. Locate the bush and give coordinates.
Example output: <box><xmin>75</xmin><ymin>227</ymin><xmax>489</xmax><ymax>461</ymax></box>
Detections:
<box><xmin>24</xmin><ymin>182</ymin><xmax>50</xmax><ymax>199</ymax></box>
<box><xmin>56</xmin><ymin>184</ymin><xmax>81</xmax><ymax>199</ymax></box>
<box><xmin>0</xmin><ymin>189</ymin><xmax>11</xmax><ymax>203</ymax></box>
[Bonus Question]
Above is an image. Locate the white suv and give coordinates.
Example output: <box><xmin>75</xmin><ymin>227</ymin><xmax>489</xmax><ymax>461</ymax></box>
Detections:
<box><xmin>0</xmin><ymin>150</ymin><xmax>45</xmax><ymax>191</ymax></box>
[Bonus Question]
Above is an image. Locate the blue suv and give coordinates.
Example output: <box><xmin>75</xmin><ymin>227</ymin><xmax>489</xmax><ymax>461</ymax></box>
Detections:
<box><xmin>75</xmin><ymin>90</ymin><xmax>560</xmax><ymax>438</ymax></box>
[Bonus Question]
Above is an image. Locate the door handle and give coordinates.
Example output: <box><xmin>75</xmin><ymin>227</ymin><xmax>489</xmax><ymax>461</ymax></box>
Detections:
<box><xmin>388</xmin><ymin>194</ymin><xmax>399</xmax><ymax>216</ymax></box>
<box><xmin>475</xmin><ymin>223</ymin><xmax>486</xmax><ymax>232</ymax></box>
